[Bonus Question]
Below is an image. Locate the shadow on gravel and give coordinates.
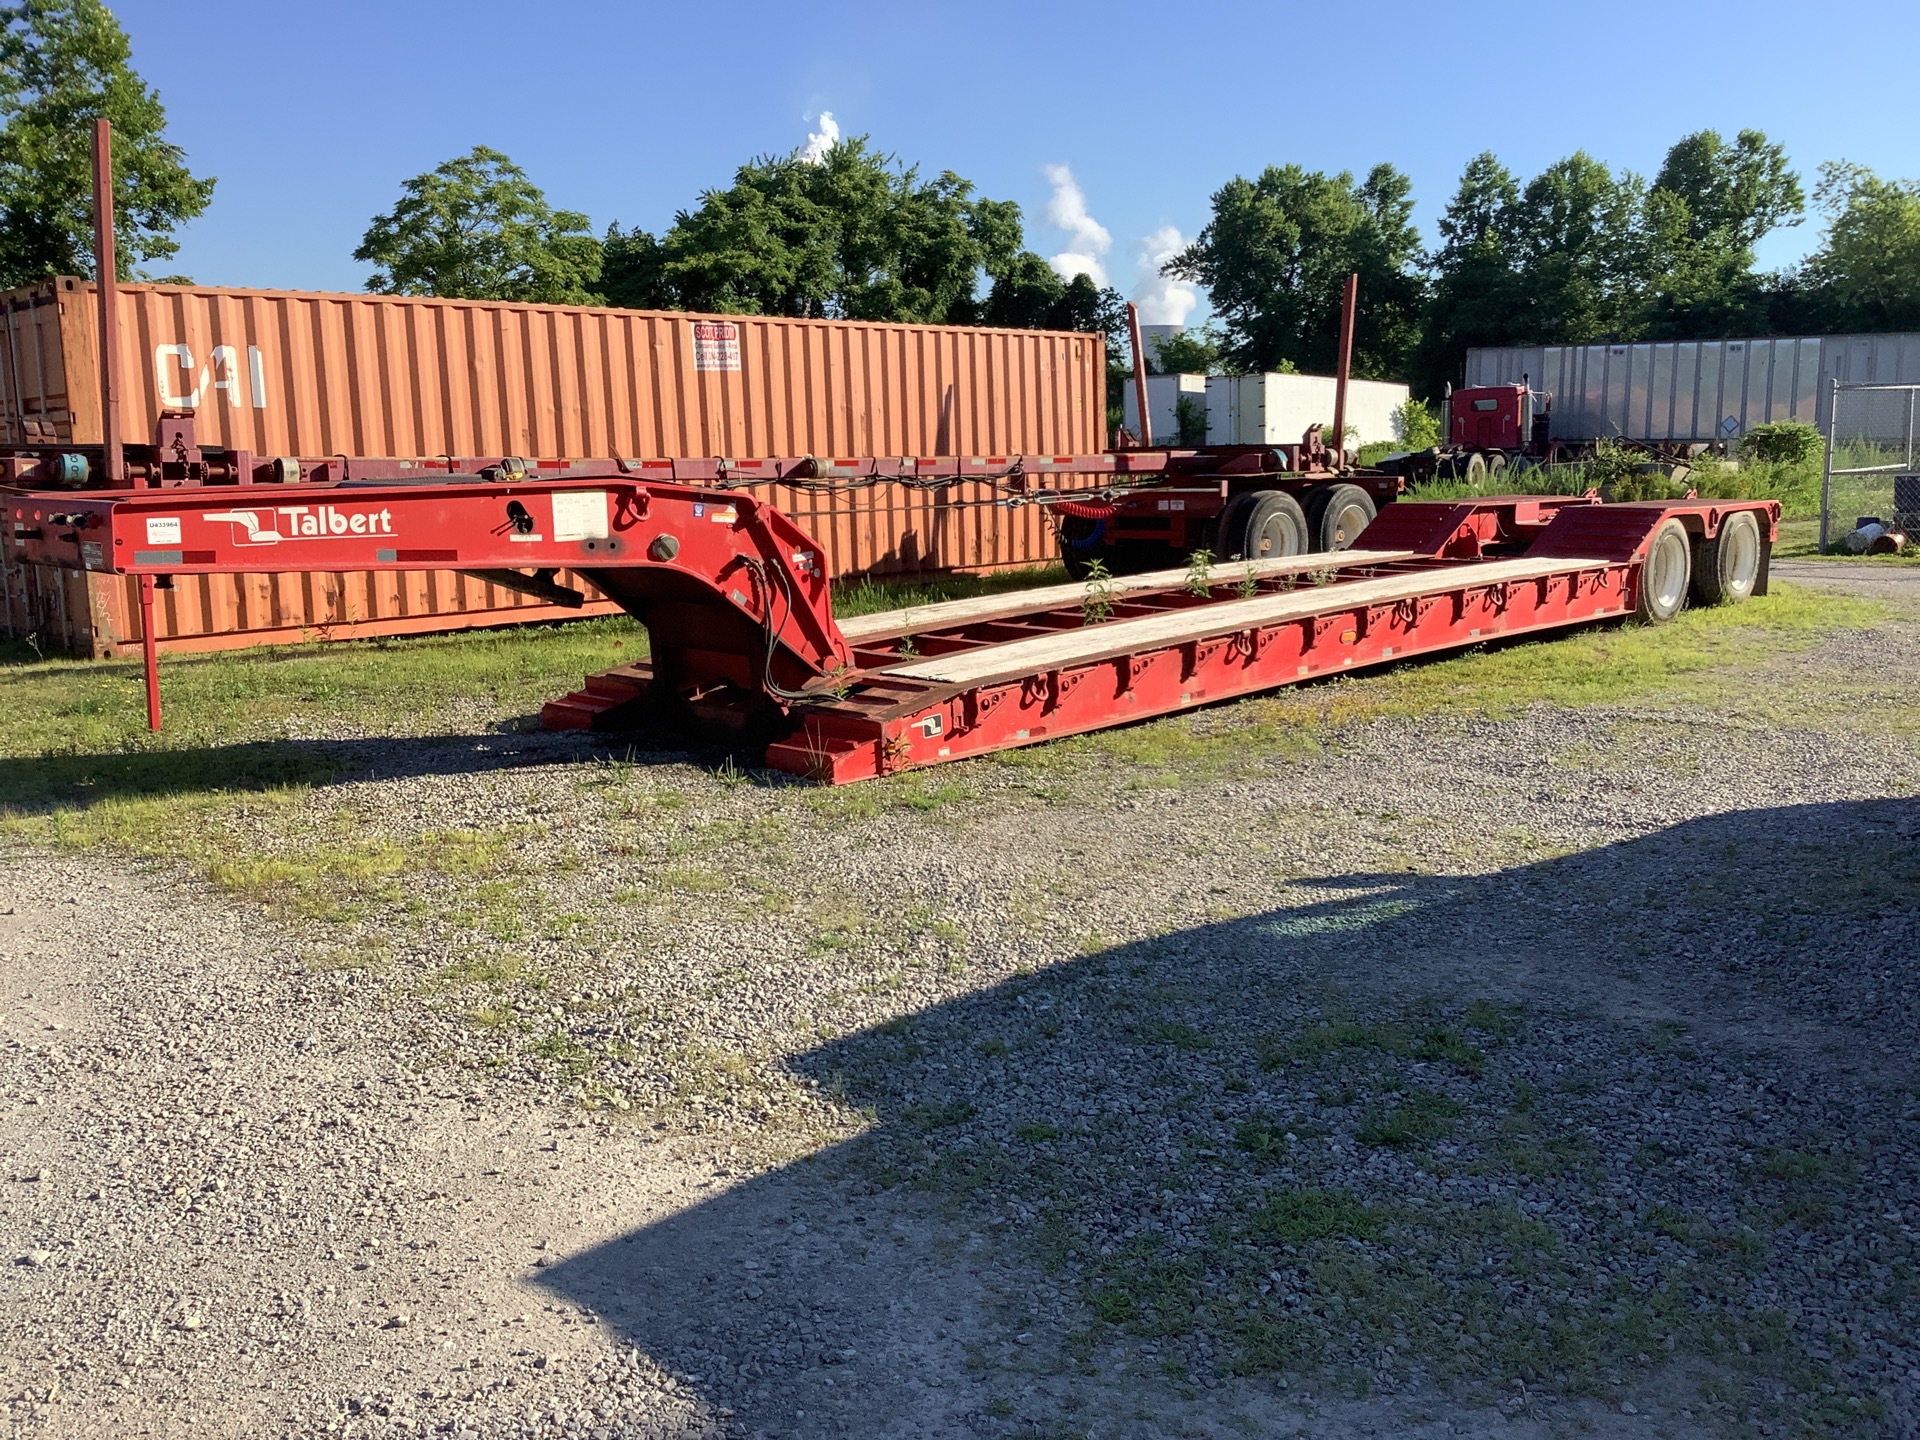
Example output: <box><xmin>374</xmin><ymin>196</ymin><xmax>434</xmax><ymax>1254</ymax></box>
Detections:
<box><xmin>0</xmin><ymin>730</ymin><xmax>758</xmax><ymax>812</ymax></box>
<box><xmin>540</xmin><ymin>798</ymin><xmax>1920</xmax><ymax>1439</ymax></box>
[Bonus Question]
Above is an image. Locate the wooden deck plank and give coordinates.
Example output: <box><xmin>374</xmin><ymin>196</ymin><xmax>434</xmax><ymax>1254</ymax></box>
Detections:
<box><xmin>837</xmin><ymin>549</ymin><xmax>1419</xmax><ymax>643</ymax></box>
<box><xmin>880</xmin><ymin>556</ymin><xmax>1610</xmax><ymax>685</ymax></box>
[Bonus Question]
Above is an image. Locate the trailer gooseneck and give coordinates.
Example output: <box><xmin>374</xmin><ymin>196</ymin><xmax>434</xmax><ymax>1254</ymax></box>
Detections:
<box><xmin>4</xmin><ymin>472</ymin><xmax>1777</xmax><ymax>784</ymax></box>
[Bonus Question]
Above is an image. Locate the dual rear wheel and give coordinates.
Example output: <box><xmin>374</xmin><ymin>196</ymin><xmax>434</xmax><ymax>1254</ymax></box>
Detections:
<box><xmin>1633</xmin><ymin>512</ymin><xmax>1766</xmax><ymax>623</ymax></box>
<box><xmin>1216</xmin><ymin>483</ymin><xmax>1378</xmax><ymax>561</ymax></box>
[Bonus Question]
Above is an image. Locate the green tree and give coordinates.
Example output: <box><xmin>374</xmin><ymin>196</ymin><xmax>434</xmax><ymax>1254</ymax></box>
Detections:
<box><xmin>1144</xmin><ymin>326</ymin><xmax>1224</xmax><ymax>375</ymax></box>
<box><xmin>355</xmin><ymin>146</ymin><xmax>602</xmax><ymax>304</ymax></box>
<box><xmin>1642</xmin><ymin>129</ymin><xmax>1802</xmax><ymax>338</ymax></box>
<box><xmin>1798</xmin><ymin>161</ymin><xmax>1920</xmax><ymax>331</ymax></box>
<box><xmin>1651</xmin><ymin>129</ymin><xmax>1802</xmax><ymax>249</ymax></box>
<box><xmin>599</xmin><ymin>222</ymin><xmax>668</xmax><ymax>309</ymax></box>
<box><xmin>603</xmin><ymin>132</ymin><xmax>1125</xmax><ymax>342</ymax></box>
<box><xmin>1412</xmin><ymin>151</ymin><xmax>1528</xmax><ymax>395</ymax></box>
<box><xmin>640</xmin><ymin>138</ymin><xmax>990</xmax><ymax>322</ymax></box>
<box><xmin>1165</xmin><ymin>162</ymin><xmax>1424</xmax><ymax>378</ymax></box>
<box><xmin>1504</xmin><ymin>152</ymin><xmax>1645</xmax><ymax>344</ymax></box>
<box><xmin>0</xmin><ymin>0</ymin><xmax>214</xmax><ymax>288</ymax></box>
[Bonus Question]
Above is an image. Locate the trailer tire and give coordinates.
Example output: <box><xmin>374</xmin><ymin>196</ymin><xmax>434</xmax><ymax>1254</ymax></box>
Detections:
<box><xmin>1691</xmin><ymin>510</ymin><xmax>1763</xmax><ymax>606</ymax></box>
<box><xmin>1463</xmin><ymin>452</ymin><xmax>1488</xmax><ymax>488</ymax></box>
<box><xmin>1305</xmin><ymin>484</ymin><xmax>1377</xmax><ymax>551</ymax></box>
<box><xmin>1057</xmin><ymin>514</ymin><xmax>1104</xmax><ymax>580</ymax></box>
<box><xmin>1213</xmin><ymin>492</ymin><xmax>1261</xmax><ymax>559</ymax></box>
<box><xmin>1634</xmin><ymin>518</ymin><xmax>1693</xmax><ymax>624</ymax></box>
<box><xmin>1228</xmin><ymin>490</ymin><xmax>1310</xmax><ymax>560</ymax></box>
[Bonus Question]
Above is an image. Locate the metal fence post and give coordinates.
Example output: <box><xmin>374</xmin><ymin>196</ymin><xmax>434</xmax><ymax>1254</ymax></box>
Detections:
<box><xmin>1820</xmin><ymin>379</ymin><xmax>1838</xmax><ymax>554</ymax></box>
<box><xmin>1907</xmin><ymin>386</ymin><xmax>1916</xmax><ymax>472</ymax></box>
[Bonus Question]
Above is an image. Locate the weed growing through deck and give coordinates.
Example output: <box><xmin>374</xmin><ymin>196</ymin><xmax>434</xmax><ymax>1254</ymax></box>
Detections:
<box><xmin>1080</xmin><ymin>559</ymin><xmax>1115</xmax><ymax>625</ymax></box>
<box><xmin>1184</xmin><ymin>549</ymin><xmax>1215</xmax><ymax>597</ymax></box>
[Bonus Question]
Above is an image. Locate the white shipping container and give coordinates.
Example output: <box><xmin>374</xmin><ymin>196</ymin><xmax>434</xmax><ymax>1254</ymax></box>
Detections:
<box><xmin>1204</xmin><ymin>373</ymin><xmax>1409</xmax><ymax>448</ymax></box>
<box><xmin>1123</xmin><ymin>373</ymin><xmax>1209</xmax><ymax>444</ymax></box>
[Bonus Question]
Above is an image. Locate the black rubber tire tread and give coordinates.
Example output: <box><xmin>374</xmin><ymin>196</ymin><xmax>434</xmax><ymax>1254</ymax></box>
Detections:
<box><xmin>1237</xmin><ymin>490</ymin><xmax>1310</xmax><ymax>559</ymax></box>
<box><xmin>1310</xmin><ymin>483</ymin><xmax>1377</xmax><ymax>552</ymax></box>
<box><xmin>1634</xmin><ymin>517</ymin><xmax>1693</xmax><ymax>624</ymax></box>
<box><xmin>1302</xmin><ymin>484</ymin><xmax>1333</xmax><ymax>531</ymax></box>
<box><xmin>1214</xmin><ymin>491</ymin><xmax>1264</xmax><ymax>560</ymax></box>
<box><xmin>1690</xmin><ymin>510</ymin><xmax>1763</xmax><ymax>606</ymax></box>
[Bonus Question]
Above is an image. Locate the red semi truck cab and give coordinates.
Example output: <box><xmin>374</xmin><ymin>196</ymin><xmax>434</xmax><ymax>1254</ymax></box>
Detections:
<box><xmin>1449</xmin><ymin>384</ymin><xmax>1531</xmax><ymax>450</ymax></box>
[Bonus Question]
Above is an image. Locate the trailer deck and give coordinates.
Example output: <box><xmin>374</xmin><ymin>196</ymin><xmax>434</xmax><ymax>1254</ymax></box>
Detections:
<box><xmin>2</xmin><ymin>474</ymin><xmax>1776</xmax><ymax>783</ymax></box>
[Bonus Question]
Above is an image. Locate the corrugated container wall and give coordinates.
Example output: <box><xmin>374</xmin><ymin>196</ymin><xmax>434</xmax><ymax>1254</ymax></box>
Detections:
<box><xmin>0</xmin><ymin>279</ymin><xmax>1105</xmax><ymax>656</ymax></box>
<box><xmin>1465</xmin><ymin>333</ymin><xmax>1920</xmax><ymax>441</ymax></box>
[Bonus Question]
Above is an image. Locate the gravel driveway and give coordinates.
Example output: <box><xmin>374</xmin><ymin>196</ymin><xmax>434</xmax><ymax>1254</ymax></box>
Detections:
<box><xmin>3</xmin><ymin>564</ymin><xmax>1916</xmax><ymax>1440</ymax></box>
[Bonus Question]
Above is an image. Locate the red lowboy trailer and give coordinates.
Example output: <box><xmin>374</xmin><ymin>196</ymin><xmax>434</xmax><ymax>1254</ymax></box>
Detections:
<box><xmin>4</xmin><ymin>467</ymin><xmax>1777</xmax><ymax>784</ymax></box>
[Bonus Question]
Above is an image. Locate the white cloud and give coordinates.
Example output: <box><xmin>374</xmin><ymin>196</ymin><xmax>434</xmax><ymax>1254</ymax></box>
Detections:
<box><xmin>799</xmin><ymin>112</ymin><xmax>840</xmax><ymax>165</ymax></box>
<box><xmin>1042</xmin><ymin>163</ymin><xmax>1111</xmax><ymax>287</ymax></box>
<box><xmin>1131</xmin><ymin>224</ymin><xmax>1199</xmax><ymax>326</ymax></box>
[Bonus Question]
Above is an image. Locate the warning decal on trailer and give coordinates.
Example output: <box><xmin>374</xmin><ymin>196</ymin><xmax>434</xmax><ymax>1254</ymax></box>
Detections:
<box><xmin>692</xmin><ymin>321</ymin><xmax>742</xmax><ymax>372</ymax></box>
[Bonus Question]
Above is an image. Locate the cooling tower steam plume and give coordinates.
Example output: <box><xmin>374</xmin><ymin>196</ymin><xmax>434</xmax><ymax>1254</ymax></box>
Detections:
<box><xmin>1043</xmin><ymin>164</ymin><xmax>1111</xmax><ymax>287</ymax></box>
<box><xmin>1132</xmin><ymin>225</ymin><xmax>1198</xmax><ymax>327</ymax></box>
<box><xmin>799</xmin><ymin>112</ymin><xmax>840</xmax><ymax>164</ymax></box>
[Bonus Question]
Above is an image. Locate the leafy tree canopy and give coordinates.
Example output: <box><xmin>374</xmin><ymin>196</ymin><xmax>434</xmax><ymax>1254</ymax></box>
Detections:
<box><xmin>1798</xmin><ymin>161</ymin><xmax>1920</xmax><ymax>331</ymax></box>
<box><xmin>0</xmin><ymin>0</ymin><xmax>213</xmax><ymax>288</ymax></box>
<box><xmin>603</xmin><ymin>134</ymin><xmax>1123</xmax><ymax>343</ymax></box>
<box><xmin>1144</xmin><ymin>326</ymin><xmax>1225</xmax><ymax>375</ymax></box>
<box><xmin>1412</xmin><ymin>131</ymin><xmax>1810</xmax><ymax>395</ymax></box>
<box><xmin>355</xmin><ymin>146</ymin><xmax>602</xmax><ymax>304</ymax></box>
<box><xmin>1164</xmin><ymin>162</ymin><xmax>1424</xmax><ymax>379</ymax></box>
<box><xmin>1651</xmin><ymin>129</ymin><xmax>1803</xmax><ymax>250</ymax></box>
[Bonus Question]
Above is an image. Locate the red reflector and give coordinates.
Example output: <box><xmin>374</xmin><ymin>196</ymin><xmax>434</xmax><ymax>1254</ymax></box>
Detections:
<box><xmin>181</xmin><ymin>550</ymin><xmax>216</xmax><ymax>564</ymax></box>
<box><xmin>395</xmin><ymin>549</ymin><xmax>458</xmax><ymax>563</ymax></box>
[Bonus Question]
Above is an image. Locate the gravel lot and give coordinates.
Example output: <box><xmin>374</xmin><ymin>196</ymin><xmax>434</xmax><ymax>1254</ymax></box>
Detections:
<box><xmin>3</xmin><ymin>564</ymin><xmax>1917</xmax><ymax>1439</ymax></box>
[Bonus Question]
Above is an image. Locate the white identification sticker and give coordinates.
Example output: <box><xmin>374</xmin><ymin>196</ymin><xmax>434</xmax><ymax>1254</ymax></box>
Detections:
<box><xmin>692</xmin><ymin>320</ymin><xmax>742</xmax><ymax>372</ymax></box>
<box><xmin>145</xmin><ymin>516</ymin><xmax>182</xmax><ymax>544</ymax></box>
<box><xmin>550</xmin><ymin>490</ymin><xmax>609</xmax><ymax>543</ymax></box>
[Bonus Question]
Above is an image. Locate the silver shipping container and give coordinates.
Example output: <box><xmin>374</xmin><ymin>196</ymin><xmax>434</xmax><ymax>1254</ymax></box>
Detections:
<box><xmin>1464</xmin><ymin>332</ymin><xmax>1920</xmax><ymax>442</ymax></box>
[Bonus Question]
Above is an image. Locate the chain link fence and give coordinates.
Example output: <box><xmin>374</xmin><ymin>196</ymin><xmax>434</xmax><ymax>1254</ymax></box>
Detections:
<box><xmin>1822</xmin><ymin>381</ymin><xmax>1920</xmax><ymax>551</ymax></box>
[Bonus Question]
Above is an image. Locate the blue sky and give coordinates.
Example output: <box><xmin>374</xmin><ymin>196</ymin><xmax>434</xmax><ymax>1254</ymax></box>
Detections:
<box><xmin>121</xmin><ymin>0</ymin><xmax>1918</xmax><ymax>322</ymax></box>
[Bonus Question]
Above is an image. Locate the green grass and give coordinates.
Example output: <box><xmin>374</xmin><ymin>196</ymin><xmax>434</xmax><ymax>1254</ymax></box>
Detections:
<box><xmin>1250</xmin><ymin>1188</ymin><xmax>1384</xmax><ymax>1243</ymax></box>
<box><xmin>1405</xmin><ymin>453</ymin><xmax>1828</xmax><ymax>519</ymax></box>
<box><xmin>1354</xmin><ymin>1089</ymin><xmax>1465</xmax><ymax>1148</ymax></box>
<box><xmin>0</xmin><ymin>566</ymin><xmax>1062</xmax><ymax>826</ymax></box>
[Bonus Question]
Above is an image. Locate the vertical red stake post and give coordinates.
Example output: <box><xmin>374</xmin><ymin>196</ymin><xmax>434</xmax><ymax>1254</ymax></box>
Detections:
<box><xmin>139</xmin><ymin>575</ymin><xmax>162</xmax><ymax>731</ymax></box>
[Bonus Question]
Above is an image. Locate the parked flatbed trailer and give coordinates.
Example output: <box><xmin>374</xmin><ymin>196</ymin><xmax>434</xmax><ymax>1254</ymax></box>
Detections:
<box><xmin>3</xmin><ymin>478</ymin><xmax>1776</xmax><ymax>784</ymax></box>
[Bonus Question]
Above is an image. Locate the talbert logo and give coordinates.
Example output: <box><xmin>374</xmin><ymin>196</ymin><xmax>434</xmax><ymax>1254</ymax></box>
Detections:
<box><xmin>203</xmin><ymin>505</ymin><xmax>396</xmax><ymax>545</ymax></box>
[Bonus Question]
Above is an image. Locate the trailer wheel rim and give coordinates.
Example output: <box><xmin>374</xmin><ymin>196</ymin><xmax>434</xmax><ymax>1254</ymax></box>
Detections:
<box><xmin>1645</xmin><ymin>528</ymin><xmax>1689</xmax><ymax>619</ymax></box>
<box><xmin>1721</xmin><ymin>514</ymin><xmax>1760</xmax><ymax>597</ymax></box>
<box><xmin>1328</xmin><ymin>498</ymin><xmax>1372</xmax><ymax>549</ymax></box>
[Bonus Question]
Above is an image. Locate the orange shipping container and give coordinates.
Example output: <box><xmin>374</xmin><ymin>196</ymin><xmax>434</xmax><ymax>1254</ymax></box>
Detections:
<box><xmin>1</xmin><ymin>279</ymin><xmax>1104</xmax><ymax>656</ymax></box>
